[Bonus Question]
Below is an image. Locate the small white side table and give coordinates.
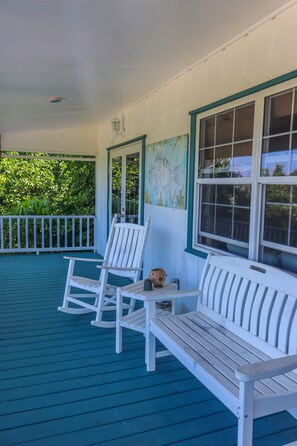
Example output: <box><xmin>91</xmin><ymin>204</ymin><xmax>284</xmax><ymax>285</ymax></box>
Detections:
<box><xmin>116</xmin><ymin>280</ymin><xmax>200</xmax><ymax>371</ymax></box>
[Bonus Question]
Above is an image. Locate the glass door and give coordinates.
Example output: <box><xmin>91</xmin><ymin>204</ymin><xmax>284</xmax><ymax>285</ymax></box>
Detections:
<box><xmin>109</xmin><ymin>142</ymin><xmax>142</xmax><ymax>224</ymax></box>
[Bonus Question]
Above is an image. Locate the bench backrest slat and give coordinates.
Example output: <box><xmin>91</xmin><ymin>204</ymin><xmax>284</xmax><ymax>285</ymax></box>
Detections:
<box><xmin>199</xmin><ymin>254</ymin><xmax>297</xmax><ymax>356</ymax></box>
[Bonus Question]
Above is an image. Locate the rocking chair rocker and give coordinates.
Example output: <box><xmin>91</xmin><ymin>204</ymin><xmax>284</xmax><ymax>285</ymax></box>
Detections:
<box><xmin>58</xmin><ymin>215</ymin><xmax>150</xmax><ymax>328</ymax></box>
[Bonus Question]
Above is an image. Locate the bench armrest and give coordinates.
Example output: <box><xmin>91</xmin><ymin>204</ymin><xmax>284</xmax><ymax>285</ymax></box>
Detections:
<box><xmin>64</xmin><ymin>256</ymin><xmax>104</xmax><ymax>263</ymax></box>
<box><xmin>235</xmin><ymin>354</ymin><xmax>297</xmax><ymax>383</ymax></box>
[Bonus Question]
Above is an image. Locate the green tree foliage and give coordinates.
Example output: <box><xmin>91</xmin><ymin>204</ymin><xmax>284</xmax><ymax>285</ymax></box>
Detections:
<box><xmin>0</xmin><ymin>154</ymin><xmax>95</xmax><ymax>216</ymax></box>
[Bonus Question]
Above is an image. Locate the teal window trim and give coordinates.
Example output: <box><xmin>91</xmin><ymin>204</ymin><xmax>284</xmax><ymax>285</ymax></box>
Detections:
<box><xmin>186</xmin><ymin>69</ymin><xmax>297</xmax><ymax>258</ymax></box>
<box><xmin>106</xmin><ymin>135</ymin><xmax>147</xmax><ymax>230</ymax></box>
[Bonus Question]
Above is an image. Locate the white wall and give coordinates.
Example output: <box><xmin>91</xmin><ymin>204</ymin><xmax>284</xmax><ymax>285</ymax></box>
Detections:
<box><xmin>3</xmin><ymin>126</ymin><xmax>98</xmax><ymax>155</ymax></box>
<box><xmin>97</xmin><ymin>2</ymin><xmax>297</xmax><ymax>305</ymax></box>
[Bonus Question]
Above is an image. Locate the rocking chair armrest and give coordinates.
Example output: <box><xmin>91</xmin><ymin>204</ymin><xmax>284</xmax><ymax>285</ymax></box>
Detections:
<box><xmin>64</xmin><ymin>256</ymin><xmax>104</xmax><ymax>263</ymax></box>
<box><xmin>96</xmin><ymin>265</ymin><xmax>143</xmax><ymax>272</ymax></box>
<box><xmin>235</xmin><ymin>354</ymin><xmax>297</xmax><ymax>383</ymax></box>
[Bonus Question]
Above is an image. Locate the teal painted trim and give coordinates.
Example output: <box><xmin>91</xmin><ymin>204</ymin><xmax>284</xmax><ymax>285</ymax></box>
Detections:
<box><xmin>106</xmin><ymin>135</ymin><xmax>147</xmax><ymax>151</ymax></box>
<box><xmin>189</xmin><ymin>69</ymin><xmax>297</xmax><ymax>116</ymax></box>
<box><xmin>185</xmin><ymin>247</ymin><xmax>208</xmax><ymax>259</ymax></box>
<box><xmin>186</xmin><ymin>114</ymin><xmax>197</xmax><ymax>252</ymax></box>
<box><xmin>140</xmin><ymin>137</ymin><xmax>146</xmax><ymax>225</ymax></box>
<box><xmin>106</xmin><ymin>135</ymin><xmax>147</xmax><ymax>227</ymax></box>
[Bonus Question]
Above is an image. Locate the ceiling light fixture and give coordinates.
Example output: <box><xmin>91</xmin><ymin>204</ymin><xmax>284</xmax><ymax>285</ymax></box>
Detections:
<box><xmin>49</xmin><ymin>96</ymin><xmax>63</xmax><ymax>103</ymax></box>
<box><xmin>111</xmin><ymin>116</ymin><xmax>125</xmax><ymax>135</ymax></box>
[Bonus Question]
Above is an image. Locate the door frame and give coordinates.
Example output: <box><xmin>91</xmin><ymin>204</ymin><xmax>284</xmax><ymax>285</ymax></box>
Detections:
<box><xmin>106</xmin><ymin>135</ymin><xmax>146</xmax><ymax>228</ymax></box>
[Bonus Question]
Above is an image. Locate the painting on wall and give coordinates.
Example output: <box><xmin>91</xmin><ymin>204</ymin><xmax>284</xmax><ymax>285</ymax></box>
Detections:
<box><xmin>145</xmin><ymin>134</ymin><xmax>188</xmax><ymax>209</ymax></box>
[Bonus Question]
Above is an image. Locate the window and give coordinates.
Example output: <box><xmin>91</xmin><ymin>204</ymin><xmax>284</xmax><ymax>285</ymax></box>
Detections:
<box><xmin>191</xmin><ymin>80</ymin><xmax>297</xmax><ymax>273</ymax></box>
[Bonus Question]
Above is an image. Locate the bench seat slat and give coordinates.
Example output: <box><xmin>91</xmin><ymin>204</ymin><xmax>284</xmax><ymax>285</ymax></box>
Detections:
<box><xmin>156</xmin><ymin>312</ymin><xmax>297</xmax><ymax>398</ymax></box>
<box><xmin>184</xmin><ymin>313</ymin><xmax>294</xmax><ymax>395</ymax></box>
<box><xmin>196</xmin><ymin>312</ymin><xmax>297</xmax><ymax>391</ymax></box>
<box><xmin>165</xmin><ymin>314</ymin><xmax>279</xmax><ymax>396</ymax></box>
<box><xmin>152</xmin><ymin>311</ymin><xmax>297</xmax><ymax>398</ymax></box>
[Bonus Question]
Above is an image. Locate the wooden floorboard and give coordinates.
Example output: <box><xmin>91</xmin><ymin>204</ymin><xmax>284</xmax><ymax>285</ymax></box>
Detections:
<box><xmin>1</xmin><ymin>252</ymin><xmax>297</xmax><ymax>445</ymax></box>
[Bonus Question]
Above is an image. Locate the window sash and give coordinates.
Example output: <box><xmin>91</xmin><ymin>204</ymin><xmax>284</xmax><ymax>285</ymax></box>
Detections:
<box><xmin>192</xmin><ymin>80</ymin><xmax>297</xmax><ymax>261</ymax></box>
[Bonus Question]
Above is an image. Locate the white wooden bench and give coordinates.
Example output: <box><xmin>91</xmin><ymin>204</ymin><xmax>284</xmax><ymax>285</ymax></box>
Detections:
<box><xmin>149</xmin><ymin>254</ymin><xmax>297</xmax><ymax>446</ymax></box>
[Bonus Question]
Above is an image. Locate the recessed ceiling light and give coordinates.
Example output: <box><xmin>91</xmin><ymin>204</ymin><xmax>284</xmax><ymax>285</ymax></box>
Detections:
<box><xmin>49</xmin><ymin>96</ymin><xmax>63</xmax><ymax>103</ymax></box>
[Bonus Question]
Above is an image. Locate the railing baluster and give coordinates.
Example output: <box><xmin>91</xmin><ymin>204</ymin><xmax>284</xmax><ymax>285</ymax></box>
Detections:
<box><xmin>33</xmin><ymin>218</ymin><xmax>37</xmax><ymax>250</ymax></box>
<box><xmin>25</xmin><ymin>218</ymin><xmax>29</xmax><ymax>250</ymax></box>
<box><xmin>72</xmin><ymin>217</ymin><xmax>75</xmax><ymax>248</ymax></box>
<box><xmin>79</xmin><ymin>218</ymin><xmax>83</xmax><ymax>248</ymax></box>
<box><xmin>9</xmin><ymin>217</ymin><xmax>12</xmax><ymax>250</ymax></box>
<box><xmin>0</xmin><ymin>217</ymin><xmax>3</xmax><ymax>250</ymax></box>
<box><xmin>49</xmin><ymin>217</ymin><xmax>52</xmax><ymax>249</ymax></box>
<box><xmin>87</xmin><ymin>217</ymin><xmax>90</xmax><ymax>248</ymax></box>
<box><xmin>64</xmin><ymin>217</ymin><xmax>67</xmax><ymax>248</ymax></box>
<box><xmin>57</xmin><ymin>217</ymin><xmax>60</xmax><ymax>249</ymax></box>
<box><xmin>17</xmin><ymin>218</ymin><xmax>21</xmax><ymax>250</ymax></box>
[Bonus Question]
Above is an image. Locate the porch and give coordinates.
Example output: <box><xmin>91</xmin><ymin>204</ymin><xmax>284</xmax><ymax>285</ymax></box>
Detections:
<box><xmin>1</xmin><ymin>253</ymin><xmax>297</xmax><ymax>445</ymax></box>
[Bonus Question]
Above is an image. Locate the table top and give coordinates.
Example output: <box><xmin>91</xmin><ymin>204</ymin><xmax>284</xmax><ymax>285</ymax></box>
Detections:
<box><xmin>119</xmin><ymin>280</ymin><xmax>200</xmax><ymax>302</ymax></box>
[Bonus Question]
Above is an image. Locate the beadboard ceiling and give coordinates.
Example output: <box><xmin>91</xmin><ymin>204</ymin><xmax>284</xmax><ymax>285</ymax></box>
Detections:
<box><xmin>0</xmin><ymin>0</ymin><xmax>292</xmax><ymax>133</ymax></box>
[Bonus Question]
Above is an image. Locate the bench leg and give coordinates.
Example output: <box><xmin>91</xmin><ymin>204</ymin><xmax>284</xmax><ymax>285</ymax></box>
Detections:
<box><xmin>116</xmin><ymin>288</ymin><xmax>123</xmax><ymax>354</ymax></box>
<box><xmin>146</xmin><ymin>301</ymin><xmax>156</xmax><ymax>371</ymax></box>
<box><xmin>237</xmin><ymin>381</ymin><xmax>254</xmax><ymax>446</ymax></box>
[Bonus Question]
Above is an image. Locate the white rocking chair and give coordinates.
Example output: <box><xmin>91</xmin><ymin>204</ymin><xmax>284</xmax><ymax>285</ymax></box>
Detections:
<box><xmin>58</xmin><ymin>215</ymin><xmax>151</xmax><ymax>328</ymax></box>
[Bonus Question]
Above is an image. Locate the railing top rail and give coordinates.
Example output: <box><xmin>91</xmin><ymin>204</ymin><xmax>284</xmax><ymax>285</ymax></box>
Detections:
<box><xmin>0</xmin><ymin>215</ymin><xmax>96</xmax><ymax>218</ymax></box>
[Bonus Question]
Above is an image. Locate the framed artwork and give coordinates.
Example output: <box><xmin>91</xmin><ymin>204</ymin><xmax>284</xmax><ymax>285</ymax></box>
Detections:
<box><xmin>145</xmin><ymin>134</ymin><xmax>188</xmax><ymax>209</ymax></box>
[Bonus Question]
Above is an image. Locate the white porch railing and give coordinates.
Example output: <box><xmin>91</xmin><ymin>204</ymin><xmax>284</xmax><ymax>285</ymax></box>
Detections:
<box><xmin>0</xmin><ymin>215</ymin><xmax>95</xmax><ymax>253</ymax></box>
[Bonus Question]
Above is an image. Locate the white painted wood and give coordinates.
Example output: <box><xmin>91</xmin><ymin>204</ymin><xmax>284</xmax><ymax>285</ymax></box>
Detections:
<box><xmin>237</xmin><ymin>381</ymin><xmax>254</xmax><ymax>446</ymax></box>
<box><xmin>58</xmin><ymin>215</ymin><xmax>150</xmax><ymax>328</ymax></box>
<box><xmin>0</xmin><ymin>215</ymin><xmax>95</xmax><ymax>253</ymax></box>
<box><xmin>149</xmin><ymin>254</ymin><xmax>297</xmax><ymax>446</ymax></box>
<box><xmin>116</xmin><ymin>280</ymin><xmax>200</xmax><ymax>370</ymax></box>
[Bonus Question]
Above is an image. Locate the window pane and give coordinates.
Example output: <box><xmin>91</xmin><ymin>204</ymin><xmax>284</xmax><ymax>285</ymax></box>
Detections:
<box><xmin>125</xmin><ymin>152</ymin><xmax>139</xmax><ymax>223</ymax></box>
<box><xmin>266</xmin><ymin>184</ymin><xmax>290</xmax><ymax>204</ymax></box>
<box><xmin>261</xmin><ymin>135</ymin><xmax>290</xmax><ymax>176</ymax></box>
<box><xmin>290</xmin><ymin>207</ymin><xmax>297</xmax><ymax>248</ymax></box>
<box><xmin>216</xmin><ymin>185</ymin><xmax>233</xmax><ymax>205</ymax></box>
<box><xmin>264</xmin><ymin>91</ymin><xmax>292</xmax><ymax>136</ymax></box>
<box><xmin>293</xmin><ymin>91</ymin><xmax>297</xmax><ymax>131</ymax></box>
<box><xmin>199</xmin><ymin>148</ymin><xmax>214</xmax><ymax>178</ymax></box>
<box><xmin>216</xmin><ymin>206</ymin><xmax>232</xmax><ymax>238</ymax></box>
<box><xmin>264</xmin><ymin>204</ymin><xmax>289</xmax><ymax>245</ymax></box>
<box><xmin>201</xmin><ymin>184</ymin><xmax>215</xmax><ymax>203</ymax></box>
<box><xmin>199</xmin><ymin>184</ymin><xmax>250</xmax><ymax>248</ymax></box>
<box><xmin>233</xmin><ymin>208</ymin><xmax>250</xmax><ymax>242</ymax></box>
<box><xmin>214</xmin><ymin>145</ymin><xmax>232</xmax><ymax>178</ymax></box>
<box><xmin>199</xmin><ymin>236</ymin><xmax>227</xmax><ymax>251</ymax></box>
<box><xmin>234</xmin><ymin>185</ymin><xmax>251</xmax><ymax>207</ymax></box>
<box><xmin>111</xmin><ymin>156</ymin><xmax>122</xmax><ymax>215</ymax></box>
<box><xmin>200</xmin><ymin>116</ymin><xmax>215</xmax><ymax>148</ymax></box>
<box><xmin>292</xmin><ymin>185</ymin><xmax>297</xmax><ymax>203</ymax></box>
<box><xmin>291</xmin><ymin>133</ymin><xmax>297</xmax><ymax>175</ymax></box>
<box><xmin>234</xmin><ymin>103</ymin><xmax>254</xmax><ymax>141</ymax></box>
<box><xmin>233</xmin><ymin>142</ymin><xmax>252</xmax><ymax>177</ymax></box>
<box><xmin>216</xmin><ymin>110</ymin><xmax>233</xmax><ymax>145</ymax></box>
<box><xmin>200</xmin><ymin>204</ymin><xmax>215</xmax><ymax>233</ymax></box>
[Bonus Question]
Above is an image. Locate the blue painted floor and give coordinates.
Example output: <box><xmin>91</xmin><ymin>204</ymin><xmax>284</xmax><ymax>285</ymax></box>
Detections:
<box><xmin>0</xmin><ymin>252</ymin><xmax>297</xmax><ymax>445</ymax></box>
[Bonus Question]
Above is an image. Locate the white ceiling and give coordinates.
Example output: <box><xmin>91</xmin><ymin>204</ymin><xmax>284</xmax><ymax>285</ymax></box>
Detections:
<box><xmin>0</xmin><ymin>0</ymin><xmax>292</xmax><ymax>133</ymax></box>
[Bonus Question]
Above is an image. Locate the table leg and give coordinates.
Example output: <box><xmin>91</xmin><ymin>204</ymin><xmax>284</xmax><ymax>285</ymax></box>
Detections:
<box><xmin>146</xmin><ymin>300</ymin><xmax>156</xmax><ymax>371</ymax></box>
<box><xmin>116</xmin><ymin>287</ymin><xmax>122</xmax><ymax>354</ymax></box>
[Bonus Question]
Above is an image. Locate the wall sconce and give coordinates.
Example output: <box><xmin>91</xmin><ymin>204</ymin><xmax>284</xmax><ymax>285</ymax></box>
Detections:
<box><xmin>111</xmin><ymin>116</ymin><xmax>125</xmax><ymax>135</ymax></box>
